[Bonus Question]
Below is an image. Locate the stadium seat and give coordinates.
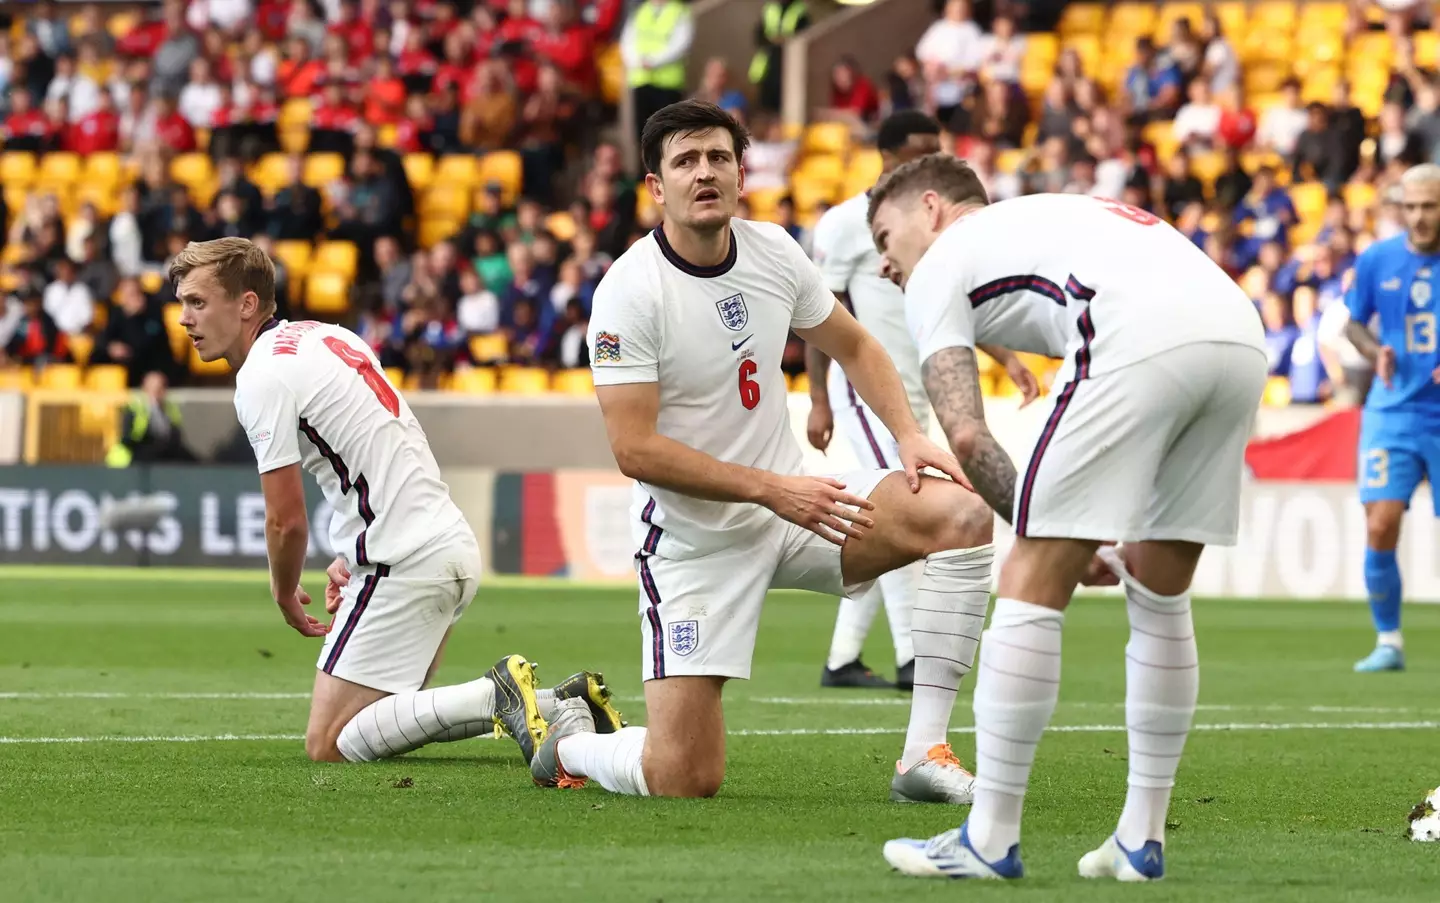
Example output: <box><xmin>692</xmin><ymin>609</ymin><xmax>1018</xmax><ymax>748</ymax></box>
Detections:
<box><xmin>802</xmin><ymin>122</ymin><xmax>850</xmax><ymax>156</ymax></box>
<box><xmin>311</xmin><ymin>241</ymin><xmax>358</xmax><ymax>279</ymax></box>
<box><xmin>1058</xmin><ymin>2</ymin><xmax>1106</xmax><ymax>37</ymax></box>
<box><xmin>403</xmin><ymin>153</ymin><xmax>435</xmax><ymax>192</ymax></box>
<box><xmin>790</xmin><ymin>372</ymin><xmax>810</xmax><ymax>395</ymax></box>
<box><xmin>303</xmin><ymin>153</ymin><xmax>345</xmax><ymax>188</ymax></box>
<box><xmin>435</xmin><ymin>154</ymin><xmax>480</xmax><ymax>188</ymax></box>
<box><xmin>1344</xmin><ymin>182</ymin><xmax>1377</xmax><ymax>212</ymax></box>
<box><xmin>546</xmin><ymin>211</ymin><xmax>577</xmax><ymax>241</ymax></box>
<box><xmin>1250</xmin><ymin>0</ymin><xmax>1297</xmax><ymax>33</ymax></box>
<box><xmin>1107</xmin><ymin>2</ymin><xmax>1157</xmax><ymax>38</ymax></box>
<box><xmin>479</xmin><ymin>151</ymin><xmax>523</xmax><ymax>201</ymax></box>
<box><xmin>384</xmin><ymin>367</ymin><xmax>405</xmax><ymax>389</ymax></box>
<box><xmin>0</xmin><ymin>151</ymin><xmax>35</xmax><ymax>186</ymax></box>
<box><xmin>1291</xmin><ymin>183</ymin><xmax>1329</xmax><ymax>222</ymax></box>
<box><xmin>498</xmin><ymin>366</ymin><xmax>551</xmax><ymax>395</ymax></box>
<box><xmin>35</xmin><ymin>152</ymin><xmax>80</xmax><ymax>189</ymax></box>
<box><xmin>272</xmin><ymin>240</ymin><xmax>312</xmax><ymax>280</ymax></box>
<box><xmin>1212</xmin><ymin>1</ymin><xmax>1247</xmax><ymax>38</ymax></box>
<box><xmin>38</xmin><ymin>363</ymin><xmax>82</xmax><ymax>390</ymax></box>
<box><xmin>251</xmin><ymin>153</ymin><xmax>291</xmax><ymax>193</ymax></box>
<box><xmin>83</xmin><ymin>152</ymin><xmax>123</xmax><ymax>187</ymax></box>
<box><xmin>106</xmin><ymin>10</ymin><xmax>139</xmax><ymax>38</ymax></box>
<box><xmin>189</xmin><ymin>347</ymin><xmax>230</xmax><ymax>376</ymax></box>
<box><xmin>1263</xmin><ymin>376</ymin><xmax>1292</xmax><ymax>407</ymax></box>
<box><xmin>789</xmin><ymin>175</ymin><xmax>838</xmax><ymax>216</ymax></box>
<box><xmin>67</xmin><ymin>333</ymin><xmax>94</xmax><ymax>366</ymax></box>
<box><xmin>468</xmin><ymin>333</ymin><xmax>509</xmax><ymax>364</ymax></box>
<box><xmin>551</xmin><ymin>368</ymin><xmax>593</xmax><ymax>396</ymax></box>
<box><xmin>162</xmin><ymin>304</ymin><xmax>190</xmax><ymax>360</ymax></box>
<box><xmin>73</xmin><ymin>183</ymin><xmax>118</xmax><ymax>217</ymax></box>
<box><xmin>279</xmin><ymin>126</ymin><xmax>310</xmax><ymax>155</ymax></box>
<box><xmin>597</xmin><ymin>43</ymin><xmax>625</xmax><ymax>105</ymax></box>
<box><xmin>85</xmin><ymin>364</ymin><xmax>127</xmax><ymax>391</ymax></box>
<box><xmin>452</xmin><ymin>366</ymin><xmax>498</xmax><ymax>394</ymax></box>
<box><xmin>1154</xmin><ymin>3</ymin><xmax>1204</xmax><ymax>42</ymax></box>
<box><xmin>279</xmin><ymin>98</ymin><xmax>313</xmax><ymax>129</ymax></box>
<box><xmin>996</xmin><ymin>149</ymin><xmax>1026</xmax><ymax>174</ymax></box>
<box><xmin>170</xmin><ymin>153</ymin><xmax>213</xmax><ymax>187</ymax></box>
<box><xmin>305</xmin><ymin>272</ymin><xmax>351</xmax><ymax>314</ymax></box>
<box><xmin>376</xmin><ymin>124</ymin><xmax>398</xmax><ymax>148</ymax></box>
<box><xmin>419</xmin><ymin>187</ymin><xmax>470</xmax><ymax>221</ymax></box>
<box><xmin>0</xmin><ymin>366</ymin><xmax>33</xmax><ymax>391</ymax></box>
<box><xmin>796</xmin><ymin>154</ymin><xmax>845</xmax><ymax>186</ymax></box>
<box><xmin>418</xmin><ymin>218</ymin><xmax>461</xmax><ymax>248</ymax></box>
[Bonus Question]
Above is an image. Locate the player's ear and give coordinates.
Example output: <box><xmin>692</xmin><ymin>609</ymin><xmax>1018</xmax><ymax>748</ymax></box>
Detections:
<box><xmin>736</xmin><ymin>163</ymin><xmax>746</xmax><ymax>196</ymax></box>
<box><xmin>645</xmin><ymin>171</ymin><xmax>663</xmax><ymax>208</ymax></box>
<box><xmin>241</xmin><ymin>290</ymin><xmax>260</xmax><ymax>318</ymax></box>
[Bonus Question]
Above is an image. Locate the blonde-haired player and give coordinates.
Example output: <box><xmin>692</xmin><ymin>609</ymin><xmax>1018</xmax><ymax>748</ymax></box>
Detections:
<box><xmin>173</xmin><ymin>237</ymin><xmax>620</xmax><ymax>766</ymax></box>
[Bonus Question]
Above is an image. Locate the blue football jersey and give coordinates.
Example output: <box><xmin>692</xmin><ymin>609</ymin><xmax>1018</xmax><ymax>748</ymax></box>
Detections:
<box><xmin>1345</xmin><ymin>234</ymin><xmax>1440</xmax><ymax>420</ymax></box>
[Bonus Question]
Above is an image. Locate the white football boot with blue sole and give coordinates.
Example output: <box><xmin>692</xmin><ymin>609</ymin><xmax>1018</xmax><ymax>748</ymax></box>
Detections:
<box><xmin>882</xmin><ymin>822</ymin><xmax>1024</xmax><ymax>879</ymax></box>
<box><xmin>1077</xmin><ymin>835</ymin><xmax>1166</xmax><ymax>882</ymax></box>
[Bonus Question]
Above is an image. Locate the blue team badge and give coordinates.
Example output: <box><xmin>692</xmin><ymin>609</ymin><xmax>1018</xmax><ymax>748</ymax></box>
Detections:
<box><xmin>716</xmin><ymin>293</ymin><xmax>748</xmax><ymax>331</ymax></box>
<box><xmin>669</xmin><ymin>620</ymin><xmax>699</xmax><ymax>656</ymax></box>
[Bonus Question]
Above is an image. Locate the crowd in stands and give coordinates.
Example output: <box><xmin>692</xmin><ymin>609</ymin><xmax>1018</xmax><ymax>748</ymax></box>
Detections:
<box><xmin>0</xmin><ymin>0</ymin><xmax>1428</xmax><ymax>407</ymax></box>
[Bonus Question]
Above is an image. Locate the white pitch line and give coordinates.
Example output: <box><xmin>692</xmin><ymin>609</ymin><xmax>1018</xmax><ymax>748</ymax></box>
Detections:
<box><xmin>2</xmin><ymin>721</ymin><xmax>1437</xmax><ymax>745</ymax></box>
<box><xmin>0</xmin><ymin>692</ymin><xmax>312</xmax><ymax>700</ymax></box>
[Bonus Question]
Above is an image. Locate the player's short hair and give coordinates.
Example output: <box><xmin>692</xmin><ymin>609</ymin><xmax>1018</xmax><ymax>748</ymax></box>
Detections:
<box><xmin>640</xmin><ymin>99</ymin><xmax>750</xmax><ymax>176</ymax></box>
<box><xmin>866</xmin><ymin>153</ymin><xmax>990</xmax><ymax>226</ymax></box>
<box><xmin>168</xmin><ymin>237</ymin><xmax>277</xmax><ymax>316</ymax></box>
<box><xmin>1401</xmin><ymin>163</ymin><xmax>1440</xmax><ymax>190</ymax></box>
<box><xmin>876</xmin><ymin>110</ymin><xmax>941</xmax><ymax>154</ymax></box>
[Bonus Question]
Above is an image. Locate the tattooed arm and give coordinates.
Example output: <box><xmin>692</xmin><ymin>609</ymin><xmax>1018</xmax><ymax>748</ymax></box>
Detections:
<box><xmin>922</xmin><ymin>346</ymin><xmax>1018</xmax><ymax>523</ymax></box>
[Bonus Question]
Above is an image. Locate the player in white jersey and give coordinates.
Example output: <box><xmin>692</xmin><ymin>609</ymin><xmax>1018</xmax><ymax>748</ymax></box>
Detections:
<box><xmin>865</xmin><ymin>156</ymin><xmax>1267</xmax><ymax>881</ymax></box>
<box><xmin>172</xmin><ymin>237</ymin><xmax>622</xmax><ymax>767</ymax></box>
<box><xmin>807</xmin><ymin>111</ymin><xmax>1039</xmax><ymax>693</ymax></box>
<box><xmin>528</xmin><ymin>101</ymin><xmax>997</xmax><ymax>804</ymax></box>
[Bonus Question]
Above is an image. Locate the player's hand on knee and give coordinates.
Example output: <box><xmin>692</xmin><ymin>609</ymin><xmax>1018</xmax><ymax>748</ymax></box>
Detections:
<box><xmin>807</xmin><ymin>403</ymin><xmax>833</xmax><ymax>452</ymax></box>
<box><xmin>767</xmin><ymin>474</ymin><xmax>875</xmax><ymax>544</ymax></box>
<box><xmin>1080</xmin><ymin>549</ymin><xmax>1122</xmax><ymax>587</ymax></box>
<box><xmin>896</xmin><ymin>431</ymin><xmax>973</xmax><ymax>492</ymax></box>
<box><xmin>325</xmin><ymin>556</ymin><xmax>351</xmax><ymax>615</ymax></box>
<box><xmin>278</xmin><ymin>587</ymin><xmax>330</xmax><ymax>637</ymax></box>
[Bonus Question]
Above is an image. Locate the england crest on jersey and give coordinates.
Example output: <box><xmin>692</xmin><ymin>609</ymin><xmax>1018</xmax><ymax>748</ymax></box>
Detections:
<box><xmin>669</xmin><ymin>620</ymin><xmax>699</xmax><ymax>656</ymax></box>
<box><xmin>716</xmin><ymin>293</ymin><xmax>748</xmax><ymax>331</ymax></box>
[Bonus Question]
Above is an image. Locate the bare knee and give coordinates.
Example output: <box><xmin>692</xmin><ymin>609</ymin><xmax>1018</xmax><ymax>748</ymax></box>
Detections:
<box><xmin>305</xmin><ymin>727</ymin><xmax>345</xmax><ymax>763</ymax></box>
<box><xmin>923</xmin><ymin>481</ymin><xmax>995</xmax><ymax>555</ymax></box>
<box><xmin>1366</xmin><ymin>504</ymin><xmax>1403</xmax><ymax>551</ymax></box>
<box><xmin>644</xmin><ymin>753</ymin><xmax>724</xmax><ymax>798</ymax></box>
<box><xmin>1123</xmin><ymin>540</ymin><xmax>1205</xmax><ymax>598</ymax></box>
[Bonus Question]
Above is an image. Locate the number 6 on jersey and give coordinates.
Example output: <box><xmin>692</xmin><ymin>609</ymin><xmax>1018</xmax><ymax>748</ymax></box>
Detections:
<box><xmin>738</xmin><ymin>359</ymin><xmax>760</xmax><ymax>409</ymax></box>
<box><xmin>324</xmin><ymin>335</ymin><xmax>401</xmax><ymax>417</ymax></box>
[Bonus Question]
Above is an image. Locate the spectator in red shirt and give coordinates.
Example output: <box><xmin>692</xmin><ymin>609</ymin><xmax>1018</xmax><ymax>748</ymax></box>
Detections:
<box><xmin>532</xmin><ymin>2</ymin><xmax>597</xmax><ymax>95</ymax></box>
<box><xmin>428</xmin><ymin>2</ymin><xmax>463</xmax><ymax>43</ymax></box>
<box><xmin>42</xmin><ymin>96</ymin><xmax>71</xmax><ymax>152</ymax></box>
<box><xmin>433</xmin><ymin>31</ymin><xmax>475</xmax><ymax>98</ymax></box>
<box><xmin>498</xmin><ymin>0</ymin><xmax>543</xmax><ymax>46</ymax></box>
<box><xmin>1216</xmin><ymin>85</ymin><xmax>1257</xmax><ymax>150</ymax></box>
<box><xmin>828</xmin><ymin>56</ymin><xmax>880</xmax><ymax>124</ymax></box>
<box><xmin>72</xmin><ymin>89</ymin><xmax>120</xmax><ymax>155</ymax></box>
<box><xmin>117</xmin><ymin>9</ymin><xmax>169</xmax><ymax>58</ymax></box>
<box><xmin>329</xmin><ymin>0</ymin><xmax>375</xmax><ymax>63</ymax></box>
<box><xmin>4</xmin><ymin>88</ymin><xmax>51</xmax><ymax>152</ymax></box>
<box><xmin>396</xmin><ymin>28</ymin><xmax>439</xmax><ymax>93</ymax></box>
<box><xmin>256</xmin><ymin>0</ymin><xmax>291</xmax><ymax>41</ymax></box>
<box><xmin>365</xmin><ymin>57</ymin><xmax>409</xmax><ymax>125</ymax></box>
<box><xmin>320</xmin><ymin>32</ymin><xmax>359</xmax><ymax>86</ymax></box>
<box><xmin>2</xmin><ymin>288</ymin><xmax>69</xmax><ymax>367</ymax></box>
<box><xmin>277</xmin><ymin>36</ymin><xmax>325</xmax><ymax>98</ymax></box>
<box><xmin>154</xmin><ymin>95</ymin><xmax>198</xmax><ymax>153</ymax></box>
<box><xmin>394</xmin><ymin>95</ymin><xmax>433</xmax><ymax>153</ymax></box>
<box><xmin>310</xmin><ymin>82</ymin><xmax>359</xmax><ymax>154</ymax></box>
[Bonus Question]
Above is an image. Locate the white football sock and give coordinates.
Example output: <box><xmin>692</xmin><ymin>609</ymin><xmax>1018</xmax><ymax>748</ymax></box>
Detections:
<box><xmin>879</xmin><ymin>561</ymin><xmax>918</xmax><ymax>668</ymax></box>
<box><xmin>336</xmin><ymin>677</ymin><xmax>497</xmax><ymax>762</ymax></box>
<box><xmin>969</xmin><ymin>596</ymin><xmax>1064</xmax><ymax>861</ymax></box>
<box><xmin>1115</xmin><ymin>576</ymin><xmax>1198</xmax><ymax>850</ymax></box>
<box><xmin>901</xmin><ymin>545</ymin><xmax>993</xmax><ymax>770</ymax></box>
<box><xmin>826</xmin><ymin>584</ymin><xmax>883</xmax><ymax>671</ymax></box>
<box><xmin>1378</xmin><ymin>630</ymin><xmax>1404</xmax><ymax>650</ymax></box>
<box><xmin>429</xmin><ymin>688</ymin><xmax>556</xmax><ymax>744</ymax></box>
<box><xmin>556</xmin><ymin>725</ymin><xmax>651</xmax><ymax>796</ymax></box>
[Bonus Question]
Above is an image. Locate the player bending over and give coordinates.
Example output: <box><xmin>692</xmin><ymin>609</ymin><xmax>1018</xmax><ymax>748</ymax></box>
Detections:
<box><xmin>530</xmin><ymin>100</ymin><xmax>996</xmax><ymax>804</ymax></box>
<box><xmin>173</xmin><ymin>237</ymin><xmax>621</xmax><ymax>765</ymax></box>
<box><xmin>807</xmin><ymin>110</ymin><xmax>1039</xmax><ymax>692</ymax></box>
<box><xmin>1343</xmin><ymin>164</ymin><xmax>1440</xmax><ymax>673</ymax></box>
<box><xmin>866</xmin><ymin>157</ymin><xmax>1266</xmax><ymax>881</ymax></box>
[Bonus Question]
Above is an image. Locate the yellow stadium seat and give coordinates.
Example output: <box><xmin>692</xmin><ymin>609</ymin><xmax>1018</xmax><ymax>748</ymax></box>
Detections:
<box><xmin>802</xmin><ymin>122</ymin><xmax>850</xmax><ymax>156</ymax></box>
<box><xmin>499</xmin><ymin>366</ymin><xmax>551</xmax><ymax>396</ymax></box>
<box><xmin>305</xmin><ymin>272</ymin><xmax>350</xmax><ymax>314</ymax></box>
<box><xmin>1344</xmin><ymin>182</ymin><xmax>1377</xmax><ymax>212</ymax></box>
<box><xmin>789</xmin><ymin>175</ymin><xmax>838</xmax><ymax>215</ymax></box>
<box><xmin>790</xmin><ymin>372</ymin><xmax>810</xmax><ymax>395</ymax></box>
<box><xmin>597</xmin><ymin>42</ymin><xmax>625</xmax><ymax>105</ymax></box>
<box><xmin>1190</xmin><ymin>151</ymin><xmax>1226</xmax><ymax>191</ymax></box>
<box><xmin>83</xmin><ymin>152</ymin><xmax>123</xmax><ymax>187</ymax></box>
<box><xmin>73</xmin><ymin>183</ymin><xmax>118</xmax><ymax>217</ymax></box>
<box><xmin>468</xmin><ymin>332</ymin><xmax>509</xmax><ymax>364</ymax></box>
<box><xmin>796</xmin><ymin>153</ymin><xmax>845</xmax><ymax>185</ymax></box>
<box><xmin>418</xmin><ymin>218</ymin><xmax>461</xmax><ymax>248</ymax></box>
<box><xmin>1108</xmin><ymin>2</ymin><xmax>1156</xmax><ymax>37</ymax></box>
<box><xmin>251</xmin><ymin>153</ymin><xmax>291</xmax><ymax>193</ymax></box>
<box><xmin>1058</xmin><ymin>2</ymin><xmax>1106</xmax><ymax>37</ymax></box>
<box><xmin>403</xmin><ymin>153</ymin><xmax>434</xmax><ymax>192</ymax></box>
<box><xmin>1348</xmin><ymin>33</ymin><xmax>1393</xmax><ymax>73</ymax></box>
<box><xmin>1062</xmin><ymin>34</ymin><xmax>1102</xmax><ymax>76</ymax></box>
<box><xmin>436</xmin><ymin>154</ymin><xmax>480</xmax><ymax>188</ymax></box>
<box><xmin>85</xmin><ymin>364</ymin><xmax>127</xmax><ymax>391</ymax></box>
<box><xmin>451</xmin><ymin>366</ymin><xmax>498</xmax><ymax>394</ymax></box>
<box><xmin>996</xmin><ymin>149</ymin><xmax>1026</xmax><ymax>175</ymax></box>
<box><xmin>0</xmin><ymin>366</ymin><xmax>33</xmax><ymax>391</ymax></box>
<box><xmin>302</xmin><ymin>153</ymin><xmax>345</xmax><ymax>188</ymax></box>
<box><xmin>420</xmin><ymin>187</ymin><xmax>471</xmax><ymax>221</ymax></box>
<box><xmin>1213</xmin><ymin>1</ymin><xmax>1247</xmax><ymax>38</ymax></box>
<box><xmin>847</xmin><ymin>149</ymin><xmax>882</xmax><ymax>183</ymax></box>
<box><xmin>1154</xmin><ymin>3</ymin><xmax>1204</xmax><ymax>42</ymax></box>
<box><xmin>745</xmin><ymin>187</ymin><xmax>784</xmax><ymax>220</ymax></box>
<box><xmin>1245</xmin><ymin>62</ymin><xmax>1292</xmax><ymax>95</ymax></box>
<box><xmin>189</xmin><ymin>347</ymin><xmax>230</xmax><ymax>376</ymax></box>
<box><xmin>312</xmin><ymin>241</ymin><xmax>358</xmax><ymax>279</ymax></box>
<box><xmin>1301</xmin><ymin>66</ymin><xmax>1342</xmax><ymax>102</ymax></box>
<box><xmin>1291</xmin><ymin>182</ymin><xmax>1329</xmax><ymax>221</ymax></box>
<box><xmin>384</xmin><ymin>367</ymin><xmax>405</xmax><ymax>389</ymax></box>
<box><xmin>162</xmin><ymin>303</ymin><xmax>189</xmax><ymax>360</ymax></box>
<box><xmin>546</xmin><ymin>211</ymin><xmax>577</xmax><ymax>241</ymax></box>
<box><xmin>38</xmin><ymin>363</ymin><xmax>82</xmax><ymax>390</ymax></box>
<box><xmin>1297</xmin><ymin>32</ymin><xmax>1345</xmax><ymax>70</ymax></box>
<box><xmin>479</xmin><ymin>151</ymin><xmax>523</xmax><ymax>201</ymax></box>
<box><xmin>1299</xmin><ymin>2</ymin><xmax>1348</xmax><ymax>30</ymax></box>
<box><xmin>280</xmin><ymin>98</ymin><xmax>313</xmax><ymax>129</ymax></box>
<box><xmin>0</xmin><ymin>151</ymin><xmax>35</xmax><ymax>186</ymax></box>
<box><xmin>1263</xmin><ymin>376</ymin><xmax>1292</xmax><ymax>407</ymax></box>
<box><xmin>67</xmin><ymin>333</ymin><xmax>94</xmax><ymax>366</ymax></box>
<box><xmin>272</xmin><ymin>240</ymin><xmax>312</xmax><ymax>279</ymax></box>
<box><xmin>106</xmin><ymin>10</ymin><xmax>139</xmax><ymax>39</ymax></box>
<box><xmin>1241</xmin><ymin>31</ymin><xmax>1294</xmax><ymax>66</ymax></box>
<box><xmin>1250</xmin><ymin>1</ymin><xmax>1296</xmax><ymax>33</ymax></box>
<box><xmin>169</xmin><ymin>152</ymin><xmax>213</xmax><ymax>187</ymax></box>
<box><xmin>1023</xmin><ymin>32</ymin><xmax>1058</xmax><ymax>67</ymax></box>
<box><xmin>551</xmin><ymin>368</ymin><xmax>594</xmax><ymax>396</ymax></box>
<box><xmin>36</xmin><ymin>152</ymin><xmax>81</xmax><ymax>187</ymax></box>
<box><xmin>376</xmin><ymin>124</ymin><xmax>397</xmax><ymax>149</ymax></box>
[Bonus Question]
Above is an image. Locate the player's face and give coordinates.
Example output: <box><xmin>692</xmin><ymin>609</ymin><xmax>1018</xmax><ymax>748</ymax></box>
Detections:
<box><xmin>870</xmin><ymin>190</ymin><xmax>944</xmax><ymax>288</ymax></box>
<box><xmin>650</xmin><ymin>128</ymin><xmax>744</xmax><ymax>232</ymax></box>
<box><xmin>175</xmin><ymin>264</ymin><xmax>257</xmax><ymax>363</ymax></box>
<box><xmin>1402</xmin><ymin>180</ymin><xmax>1440</xmax><ymax>251</ymax></box>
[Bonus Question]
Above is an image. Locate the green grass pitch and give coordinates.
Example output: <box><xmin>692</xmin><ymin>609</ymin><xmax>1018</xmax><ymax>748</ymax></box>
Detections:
<box><xmin>2</xmin><ymin>566</ymin><xmax>1439</xmax><ymax>902</ymax></box>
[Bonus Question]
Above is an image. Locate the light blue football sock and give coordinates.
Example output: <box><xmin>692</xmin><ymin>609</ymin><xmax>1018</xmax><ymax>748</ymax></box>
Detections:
<box><xmin>1364</xmin><ymin>548</ymin><xmax>1402</xmax><ymax>635</ymax></box>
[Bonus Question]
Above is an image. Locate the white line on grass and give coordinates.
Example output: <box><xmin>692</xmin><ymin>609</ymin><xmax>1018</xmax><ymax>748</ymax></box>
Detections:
<box><xmin>0</xmin><ymin>692</ymin><xmax>312</xmax><ymax>700</ymax></box>
<box><xmin>2</xmin><ymin>721</ymin><xmax>1437</xmax><ymax>744</ymax></box>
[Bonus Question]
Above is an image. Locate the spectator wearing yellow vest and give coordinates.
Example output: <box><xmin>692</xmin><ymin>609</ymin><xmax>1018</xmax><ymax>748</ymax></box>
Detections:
<box><xmin>105</xmin><ymin>371</ymin><xmax>197</xmax><ymax>468</ymax></box>
<box><xmin>620</xmin><ymin>0</ymin><xmax>694</xmax><ymax>142</ymax></box>
<box><xmin>749</xmin><ymin>0</ymin><xmax>809</xmax><ymax>114</ymax></box>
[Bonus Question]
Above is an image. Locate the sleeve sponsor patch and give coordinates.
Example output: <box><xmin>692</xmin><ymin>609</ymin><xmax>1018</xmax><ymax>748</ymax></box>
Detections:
<box><xmin>248</xmin><ymin>429</ymin><xmax>272</xmax><ymax>447</ymax></box>
<box><xmin>594</xmin><ymin>331</ymin><xmax>622</xmax><ymax>362</ymax></box>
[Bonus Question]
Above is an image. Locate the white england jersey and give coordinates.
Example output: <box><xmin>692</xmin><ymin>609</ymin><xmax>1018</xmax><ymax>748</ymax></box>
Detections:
<box><xmin>234</xmin><ymin>319</ymin><xmax>466</xmax><ymax>568</ymax></box>
<box><xmin>904</xmin><ymin>194</ymin><xmax>1265</xmax><ymax>383</ymax></box>
<box><xmin>812</xmin><ymin>191</ymin><xmax>929</xmax><ymax>426</ymax></box>
<box><xmin>588</xmin><ymin>220</ymin><xmax>836</xmax><ymax>560</ymax></box>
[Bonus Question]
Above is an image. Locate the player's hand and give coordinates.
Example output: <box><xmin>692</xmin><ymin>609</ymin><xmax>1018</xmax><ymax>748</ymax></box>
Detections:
<box><xmin>1003</xmin><ymin>357</ymin><xmax>1041</xmax><ymax>408</ymax></box>
<box><xmin>277</xmin><ymin>587</ymin><xmax>330</xmax><ymax>637</ymax></box>
<box><xmin>1377</xmin><ymin>345</ymin><xmax>1396</xmax><ymax>389</ymax></box>
<box><xmin>325</xmin><ymin>557</ymin><xmax>351</xmax><ymax>615</ymax></box>
<box><xmin>763</xmin><ymin>474</ymin><xmax>876</xmax><ymax>545</ymax></box>
<box><xmin>1081</xmin><ymin>543</ymin><xmax>1125</xmax><ymax>587</ymax></box>
<box><xmin>897</xmin><ymin>430</ymin><xmax>974</xmax><ymax>492</ymax></box>
<box><xmin>807</xmin><ymin>401</ymin><xmax>834</xmax><ymax>452</ymax></box>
